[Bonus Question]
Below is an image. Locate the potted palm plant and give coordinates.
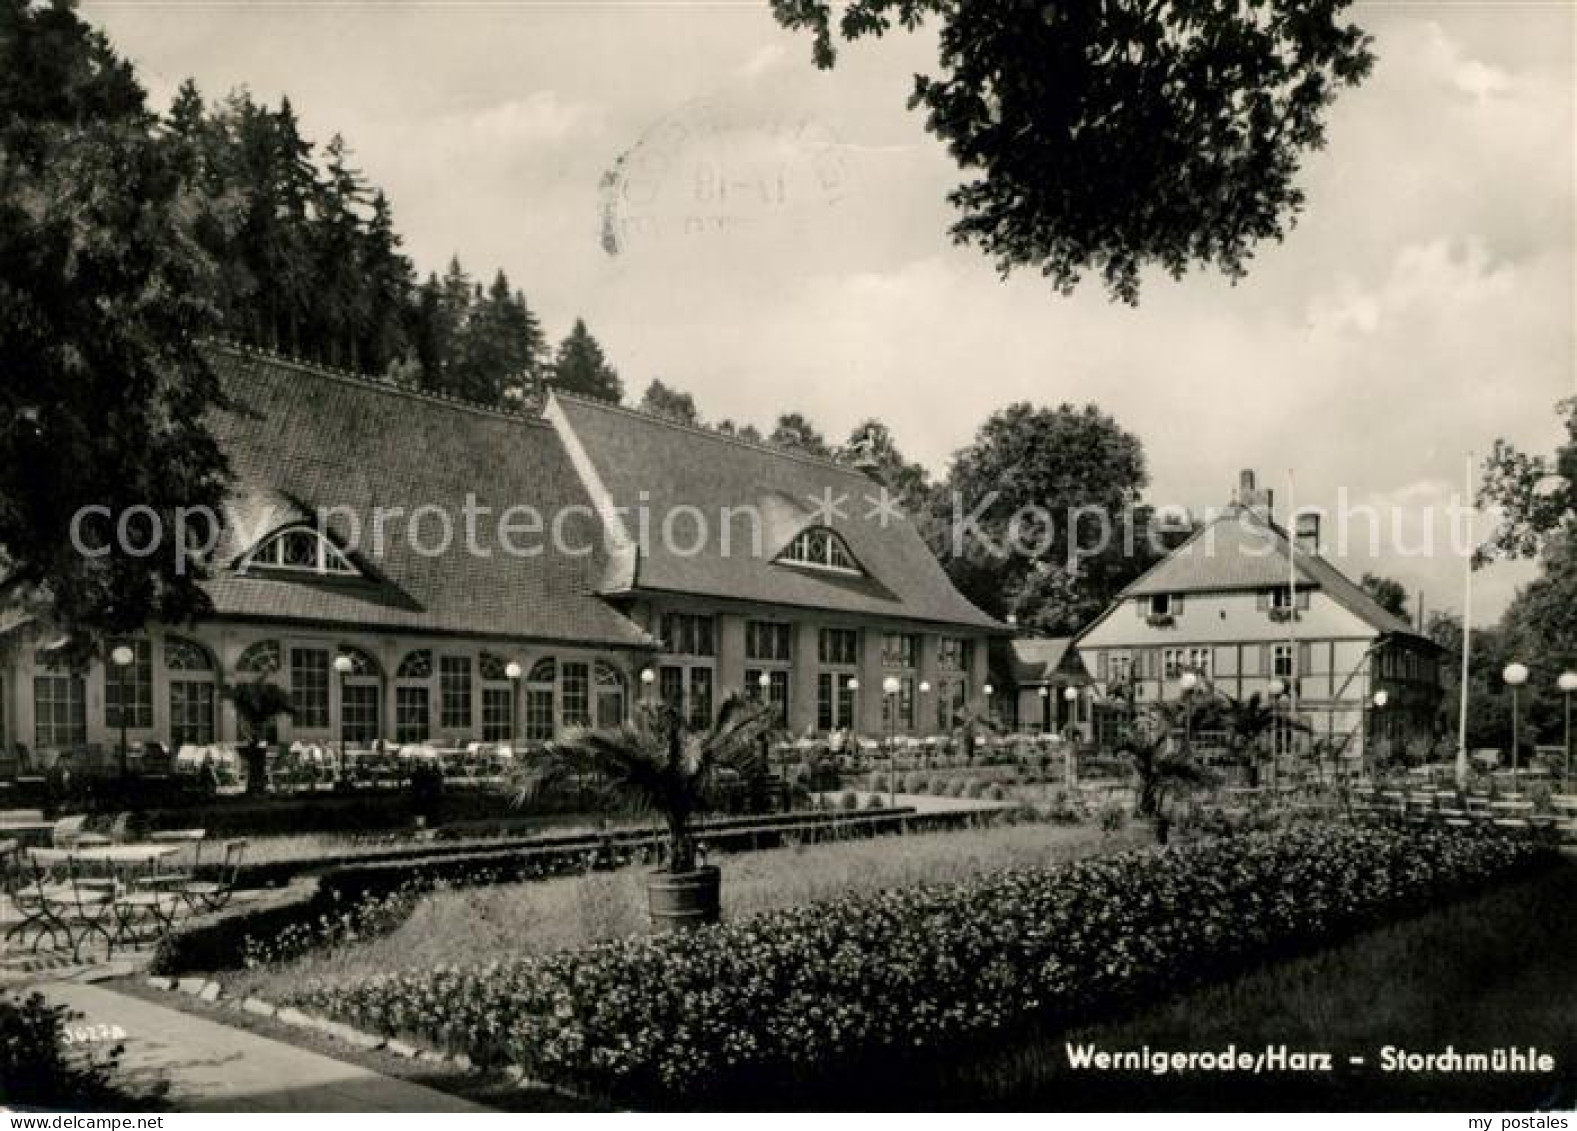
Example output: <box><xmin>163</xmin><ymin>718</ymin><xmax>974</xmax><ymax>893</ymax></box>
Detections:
<box><xmin>1107</xmin><ymin>684</ymin><xmax>1216</xmax><ymax>843</ymax></box>
<box><xmin>223</xmin><ymin>678</ymin><xmax>295</xmax><ymax>795</ymax></box>
<box><xmin>519</xmin><ymin>693</ymin><xmax>777</xmax><ymax>930</ymax></box>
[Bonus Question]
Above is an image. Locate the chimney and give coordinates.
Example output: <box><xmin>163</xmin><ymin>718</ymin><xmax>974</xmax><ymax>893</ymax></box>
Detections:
<box><xmin>1235</xmin><ymin>468</ymin><xmax>1274</xmax><ymax>517</ymax></box>
<box><xmin>1295</xmin><ymin>513</ymin><xmax>1321</xmax><ymax>556</ymax></box>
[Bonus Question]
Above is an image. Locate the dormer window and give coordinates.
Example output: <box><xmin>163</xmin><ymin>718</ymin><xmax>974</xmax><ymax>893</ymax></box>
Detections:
<box><xmin>1149</xmin><ymin>594</ymin><xmax>1174</xmax><ymax>617</ymax></box>
<box><xmin>780</xmin><ymin>527</ymin><xmax>862</xmax><ymax>574</ymax></box>
<box><xmin>243</xmin><ymin>526</ymin><xmax>358</xmax><ymax>577</ymax></box>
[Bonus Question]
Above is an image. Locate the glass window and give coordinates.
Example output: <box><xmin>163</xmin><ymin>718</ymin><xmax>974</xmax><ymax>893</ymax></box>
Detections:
<box><xmin>1272</xmin><ymin>643</ymin><xmax>1294</xmax><ymax>679</ymax></box>
<box><xmin>1149</xmin><ymin>593</ymin><xmax>1174</xmax><ymax>617</ymax></box>
<box><xmin>342</xmin><ymin>683</ymin><xmax>381</xmax><ymax>743</ymax></box>
<box><xmin>439</xmin><ymin>656</ymin><xmax>472</xmax><ymax>731</ymax></box>
<box><xmin>562</xmin><ymin>662</ymin><xmax>591</xmax><ymax>728</ymax></box>
<box><xmin>660</xmin><ymin>613</ymin><xmax>715</xmax><ymax>657</ymax></box>
<box><xmin>687</xmin><ymin>667</ymin><xmax>713</xmax><ymax>729</ymax></box>
<box><xmin>479</xmin><ymin>652</ymin><xmax>512</xmax><ymax>682</ymax></box>
<box><xmin>659</xmin><ymin>665</ymin><xmax>685</xmax><ymax>710</ymax></box>
<box><xmin>935</xmin><ymin>678</ymin><xmax>967</xmax><ymax>730</ymax></box>
<box><xmin>164</xmin><ymin>636</ymin><xmax>213</xmax><ymax>672</ymax></box>
<box><xmin>817</xmin><ymin>671</ymin><xmax>857</xmax><ymax>731</ymax></box>
<box><xmin>594</xmin><ymin>663</ymin><xmax>626</xmax><ymax>728</ymax></box>
<box><xmin>937</xmin><ymin>637</ymin><xmax>971</xmax><ymax>672</ymax></box>
<box><xmin>396</xmin><ymin>686</ymin><xmax>430</xmax><ymax>743</ymax></box>
<box><xmin>745</xmin><ymin>621</ymin><xmax>793</xmax><ymax>662</ymax></box>
<box><xmin>247</xmin><ymin>526</ymin><xmax>356</xmax><ymax>576</ymax></box>
<box><xmin>818</xmin><ymin>628</ymin><xmax>859</xmax><ymax>666</ymax></box>
<box><xmin>238</xmin><ymin>640</ymin><xmax>282</xmax><ymax>676</ymax></box>
<box><xmin>881</xmin><ymin>675</ymin><xmax>916</xmax><ymax>730</ymax></box>
<box><xmin>881</xmin><ymin>633</ymin><xmax>917</xmax><ymax>669</ymax></box>
<box><xmin>290</xmin><ymin>648</ymin><xmax>330</xmax><ymax>729</ymax></box>
<box><xmin>397</xmin><ymin>649</ymin><xmax>433</xmax><ymax>680</ymax></box>
<box><xmin>34</xmin><ymin>671</ymin><xmax>86</xmax><ymax>748</ymax></box>
<box><xmin>169</xmin><ymin>681</ymin><xmax>215</xmax><ymax>747</ymax></box>
<box><xmin>105</xmin><ymin>639</ymin><xmax>152</xmax><ymax>729</ymax></box>
<box><xmin>745</xmin><ymin>668</ymin><xmax>790</xmax><ymax>724</ymax></box>
<box><xmin>481</xmin><ymin>686</ymin><xmax>513</xmax><ymax>742</ymax></box>
<box><xmin>782</xmin><ymin>527</ymin><xmax>861</xmax><ymax>573</ymax></box>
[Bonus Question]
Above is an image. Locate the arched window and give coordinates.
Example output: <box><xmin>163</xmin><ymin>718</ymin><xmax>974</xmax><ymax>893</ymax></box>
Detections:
<box><xmin>778</xmin><ymin>526</ymin><xmax>862</xmax><ymax>574</ymax></box>
<box><xmin>594</xmin><ymin>662</ymin><xmax>627</xmax><ymax>728</ymax></box>
<box><xmin>243</xmin><ymin>526</ymin><xmax>358</xmax><ymax>576</ymax></box>
<box><xmin>479</xmin><ymin>652</ymin><xmax>518</xmax><ymax>742</ymax></box>
<box><xmin>237</xmin><ymin>640</ymin><xmax>282</xmax><ymax>677</ymax></box>
<box><xmin>524</xmin><ymin>658</ymin><xmax>556</xmax><ymax>741</ymax></box>
<box><xmin>165</xmin><ymin>635</ymin><xmax>216</xmax><ymax>747</ymax></box>
<box><xmin>396</xmin><ymin>649</ymin><xmax>433</xmax><ymax>680</ymax></box>
<box><xmin>395</xmin><ymin>649</ymin><xmax>432</xmax><ymax>742</ymax></box>
<box><xmin>336</xmin><ymin>645</ymin><xmax>382</xmax><ymax>743</ymax></box>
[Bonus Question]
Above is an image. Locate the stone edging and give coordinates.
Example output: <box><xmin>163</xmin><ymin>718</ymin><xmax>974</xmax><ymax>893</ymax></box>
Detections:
<box><xmin>140</xmin><ymin>974</ymin><xmax>575</xmax><ymax>1095</ymax></box>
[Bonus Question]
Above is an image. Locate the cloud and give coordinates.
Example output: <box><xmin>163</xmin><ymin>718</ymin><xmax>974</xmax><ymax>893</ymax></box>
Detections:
<box><xmin>453</xmin><ymin>92</ymin><xmax>601</xmax><ymax>149</ymax></box>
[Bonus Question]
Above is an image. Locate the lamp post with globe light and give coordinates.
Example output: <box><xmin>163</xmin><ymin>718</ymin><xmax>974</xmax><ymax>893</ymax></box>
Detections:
<box><xmin>333</xmin><ymin>653</ymin><xmax>355</xmax><ymax>781</ymax></box>
<box><xmin>110</xmin><ymin>644</ymin><xmax>135</xmax><ymax>779</ymax></box>
<box><xmin>1503</xmin><ymin>662</ymin><xmax>1529</xmax><ymax>789</ymax></box>
<box><xmin>640</xmin><ymin>666</ymin><xmax>656</xmax><ymax>703</ymax></box>
<box><xmin>882</xmin><ymin>675</ymin><xmax>902</xmax><ymax>807</ymax></box>
<box><xmin>1368</xmin><ymin>689</ymin><xmax>1388</xmax><ymax>782</ymax></box>
<box><xmin>1062</xmin><ymin>685</ymin><xmax>1081</xmax><ymax>785</ymax></box>
<box><xmin>1037</xmin><ymin>685</ymin><xmax>1050</xmax><ymax>733</ymax></box>
<box><xmin>505</xmin><ymin>661</ymin><xmax>523</xmax><ymax>745</ymax></box>
<box><xmin>1559</xmin><ymin>670</ymin><xmax>1577</xmax><ymax>789</ymax></box>
<box><xmin>1178</xmin><ymin>670</ymin><xmax>1204</xmax><ymax>751</ymax></box>
<box><xmin>1267</xmin><ymin>677</ymin><xmax>1287</xmax><ymax>790</ymax></box>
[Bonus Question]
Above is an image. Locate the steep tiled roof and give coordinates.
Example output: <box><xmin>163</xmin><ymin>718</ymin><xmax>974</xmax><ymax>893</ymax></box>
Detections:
<box><xmin>550</xmin><ymin>393</ymin><xmax>1004</xmax><ymax>631</ymax></box>
<box><xmin>1003</xmin><ymin>636</ymin><xmax>1082</xmax><ymax>684</ymax></box>
<box><xmin>1117</xmin><ymin>506</ymin><xmax>1424</xmax><ymax>639</ymax></box>
<box><xmin>200</xmin><ymin>345</ymin><xmax>650</xmax><ymax>648</ymax></box>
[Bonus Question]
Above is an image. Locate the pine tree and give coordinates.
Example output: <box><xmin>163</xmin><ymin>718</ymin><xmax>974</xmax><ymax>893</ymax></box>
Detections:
<box><xmin>549</xmin><ymin>318</ymin><xmax>623</xmax><ymax>402</ymax></box>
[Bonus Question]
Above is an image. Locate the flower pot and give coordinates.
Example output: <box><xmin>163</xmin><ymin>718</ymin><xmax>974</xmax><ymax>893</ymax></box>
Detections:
<box><xmin>647</xmin><ymin>864</ymin><xmax>721</xmax><ymax>931</ymax></box>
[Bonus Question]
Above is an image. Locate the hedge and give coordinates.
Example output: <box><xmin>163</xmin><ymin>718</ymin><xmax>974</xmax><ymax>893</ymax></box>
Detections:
<box><xmin>283</xmin><ymin>826</ymin><xmax>1551</xmax><ymax>1103</ymax></box>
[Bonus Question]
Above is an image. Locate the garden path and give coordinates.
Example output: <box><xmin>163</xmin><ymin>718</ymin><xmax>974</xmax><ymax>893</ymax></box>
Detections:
<box><xmin>36</xmin><ymin>981</ymin><xmax>487</xmax><ymax>1113</ymax></box>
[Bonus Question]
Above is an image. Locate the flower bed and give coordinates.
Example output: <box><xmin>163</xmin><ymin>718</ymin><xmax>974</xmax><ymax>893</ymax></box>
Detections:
<box><xmin>283</xmin><ymin>826</ymin><xmax>1550</xmax><ymax>1104</ymax></box>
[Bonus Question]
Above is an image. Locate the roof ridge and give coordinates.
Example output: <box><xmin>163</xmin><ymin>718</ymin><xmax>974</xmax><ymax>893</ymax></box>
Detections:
<box><xmin>204</xmin><ymin>339</ymin><xmax>551</xmax><ymax>427</ymax></box>
<box><xmin>548</xmin><ymin>387</ymin><xmax>871</xmax><ymax>477</ymax></box>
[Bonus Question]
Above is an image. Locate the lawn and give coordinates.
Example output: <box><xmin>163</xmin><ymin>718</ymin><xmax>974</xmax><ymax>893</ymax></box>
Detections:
<box><xmin>829</xmin><ymin>856</ymin><xmax>1577</xmax><ymax>1111</ymax></box>
<box><xmin>223</xmin><ymin>819</ymin><xmax>1149</xmax><ymax>1002</ymax></box>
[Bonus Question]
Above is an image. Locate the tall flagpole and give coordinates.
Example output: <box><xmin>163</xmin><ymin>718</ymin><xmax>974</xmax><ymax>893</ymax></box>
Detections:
<box><xmin>1457</xmin><ymin>452</ymin><xmax>1475</xmax><ymax>789</ymax></box>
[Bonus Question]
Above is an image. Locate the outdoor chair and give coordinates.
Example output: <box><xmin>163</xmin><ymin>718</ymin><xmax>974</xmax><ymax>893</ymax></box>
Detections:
<box><xmin>135</xmin><ymin>829</ymin><xmax>208</xmax><ymax>890</ymax></box>
<box><xmin>111</xmin><ymin>855</ymin><xmax>187</xmax><ymax>947</ymax></box>
<box><xmin>177</xmin><ymin>838</ymin><xmax>247</xmax><ymax>914</ymax></box>
<box><xmin>13</xmin><ymin>849</ymin><xmax>117</xmax><ymax>962</ymax></box>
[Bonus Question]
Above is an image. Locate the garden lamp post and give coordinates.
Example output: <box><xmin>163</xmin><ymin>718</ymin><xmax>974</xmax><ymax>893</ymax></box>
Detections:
<box><xmin>1267</xmin><ymin>678</ymin><xmax>1287</xmax><ymax>791</ymax></box>
<box><xmin>1063</xmin><ymin>686</ymin><xmax>1081</xmax><ymax>785</ymax></box>
<box><xmin>640</xmin><ymin>666</ymin><xmax>656</xmax><ymax>703</ymax></box>
<box><xmin>1037</xmin><ymin>685</ymin><xmax>1050</xmax><ymax>733</ymax></box>
<box><xmin>1503</xmin><ymin>662</ymin><xmax>1529</xmax><ymax>789</ymax></box>
<box><xmin>110</xmin><ymin>644</ymin><xmax>134</xmax><ymax>779</ymax></box>
<box><xmin>1178</xmin><ymin>670</ymin><xmax>1201</xmax><ymax>751</ymax></box>
<box><xmin>505</xmin><ymin>660</ymin><xmax>523</xmax><ymax>744</ymax></box>
<box><xmin>882</xmin><ymin>675</ymin><xmax>901</xmax><ymax>807</ymax></box>
<box><xmin>1559</xmin><ymin>670</ymin><xmax>1577</xmax><ymax>789</ymax></box>
<box><xmin>918</xmin><ymin>680</ymin><xmax>931</xmax><ymax>763</ymax></box>
<box><xmin>333</xmin><ymin>652</ymin><xmax>354</xmax><ymax>780</ymax></box>
<box><xmin>1368</xmin><ymin>689</ymin><xmax>1388</xmax><ymax>782</ymax></box>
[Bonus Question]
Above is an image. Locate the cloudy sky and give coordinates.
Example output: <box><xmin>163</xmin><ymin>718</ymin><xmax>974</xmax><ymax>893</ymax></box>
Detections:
<box><xmin>87</xmin><ymin>0</ymin><xmax>1573</xmax><ymax>624</ymax></box>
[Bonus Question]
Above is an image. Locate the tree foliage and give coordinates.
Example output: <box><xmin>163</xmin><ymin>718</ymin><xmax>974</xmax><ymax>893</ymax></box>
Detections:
<box><xmin>550</xmin><ymin>318</ymin><xmax>624</xmax><ymax>402</ymax></box>
<box><xmin>640</xmin><ymin>379</ymin><xmax>702</xmax><ymax>425</ymax></box>
<box><xmin>772</xmin><ymin>0</ymin><xmax>1375</xmax><ymax>302</ymax></box>
<box><xmin>927</xmin><ymin>402</ymin><xmax>1178</xmax><ymax>632</ymax></box>
<box><xmin>0</xmin><ymin>0</ymin><xmax>229</xmax><ymax>659</ymax></box>
<box><xmin>768</xmin><ymin>412</ymin><xmax>832</xmax><ymax>458</ymax></box>
<box><xmin>1478</xmin><ymin>397</ymin><xmax>1577</xmax><ymax>563</ymax></box>
<box><xmin>1360</xmin><ymin>572</ymin><xmax>1409</xmax><ymax>620</ymax></box>
<box><xmin>838</xmin><ymin>419</ymin><xmax>932</xmax><ymax>513</ymax></box>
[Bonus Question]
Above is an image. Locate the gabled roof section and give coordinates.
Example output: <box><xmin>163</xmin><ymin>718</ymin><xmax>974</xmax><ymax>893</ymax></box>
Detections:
<box><xmin>547</xmin><ymin>392</ymin><xmax>1003</xmax><ymax>632</ymax></box>
<box><xmin>1002</xmin><ymin>636</ymin><xmax>1084</xmax><ymax>684</ymax></box>
<box><xmin>200</xmin><ymin>344</ymin><xmax>649</xmax><ymax>648</ymax></box>
<box><xmin>1104</xmin><ymin>505</ymin><xmax>1424</xmax><ymax>639</ymax></box>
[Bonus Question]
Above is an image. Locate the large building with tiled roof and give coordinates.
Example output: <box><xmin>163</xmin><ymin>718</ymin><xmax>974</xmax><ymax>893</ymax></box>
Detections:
<box><xmin>0</xmin><ymin>344</ymin><xmax>1004</xmax><ymax>755</ymax></box>
<box><xmin>1075</xmin><ymin>470</ymin><xmax>1445</xmax><ymax>760</ymax></box>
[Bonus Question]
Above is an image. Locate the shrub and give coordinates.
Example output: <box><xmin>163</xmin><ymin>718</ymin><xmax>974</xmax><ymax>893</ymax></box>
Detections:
<box><xmin>964</xmin><ymin>780</ymin><xmax>986</xmax><ymax>800</ymax></box>
<box><xmin>985</xmin><ymin>784</ymin><xmax>1006</xmax><ymax>802</ymax></box>
<box><xmin>285</xmin><ymin>827</ymin><xmax>1548</xmax><ymax>1104</ymax></box>
<box><xmin>869</xmin><ymin>772</ymin><xmax>890</xmax><ymax>793</ymax></box>
<box><xmin>864</xmin><ymin>794</ymin><xmax>885</xmax><ymax>810</ymax></box>
<box><xmin>0</xmin><ymin>992</ymin><xmax>167</xmax><ymax>1110</ymax></box>
<box><xmin>838</xmin><ymin>791</ymin><xmax>859</xmax><ymax>811</ymax></box>
<box><xmin>927</xmin><ymin>774</ymin><xmax>949</xmax><ymax>795</ymax></box>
